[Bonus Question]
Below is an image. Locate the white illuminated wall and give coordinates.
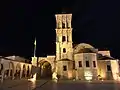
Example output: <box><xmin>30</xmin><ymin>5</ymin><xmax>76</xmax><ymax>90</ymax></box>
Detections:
<box><xmin>110</xmin><ymin>60</ymin><xmax>119</xmax><ymax>81</ymax></box>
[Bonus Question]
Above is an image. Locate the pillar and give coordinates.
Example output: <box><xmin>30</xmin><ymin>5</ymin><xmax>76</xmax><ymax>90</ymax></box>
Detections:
<box><xmin>0</xmin><ymin>71</ymin><xmax>4</xmax><ymax>83</ymax></box>
<box><xmin>20</xmin><ymin>70</ymin><xmax>22</xmax><ymax>79</ymax></box>
<box><xmin>25</xmin><ymin>70</ymin><xmax>27</xmax><ymax>78</ymax></box>
<box><xmin>8</xmin><ymin>69</ymin><xmax>11</xmax><ymax>77</ymax></box>
<box><xmin>12</xmin><ymin>69</ymin><xmax>15</xmax><ymax>80</ymax></box>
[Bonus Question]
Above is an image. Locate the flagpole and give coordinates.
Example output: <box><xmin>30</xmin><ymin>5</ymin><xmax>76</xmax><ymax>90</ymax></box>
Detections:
<box><xmin>34</xmin><ymin>38</ymin><xmax>36</xmax><ymax>57</ymax></box>
<box><xmin>34</xmin><ymin>44</ymin><xmax>36</xmax><ymax>57</ymax></box>
<box><xmin>33</xmin><ymin>38</ymin><xmax>38</xmax><ymax>67</ymax></box>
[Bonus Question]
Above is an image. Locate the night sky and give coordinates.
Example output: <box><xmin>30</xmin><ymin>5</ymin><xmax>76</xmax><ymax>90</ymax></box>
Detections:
<box><xmin>0</xmin><ymin>0</ymin><xmax>120</xmax><ymax>60</ymax></box>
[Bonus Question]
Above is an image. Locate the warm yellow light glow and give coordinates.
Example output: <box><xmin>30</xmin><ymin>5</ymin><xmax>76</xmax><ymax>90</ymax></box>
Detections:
<box><xmin>68</xmin><ymin>71</ymin><xmax>72</xmax><ymax>79</ymax></box>
<box><xmin>84</xmin><ymin>71</ymin><xmax>93</xmax><ymax>80</ymax></box>
<box><xmin>28</xmin><ymin>73</ymin><xmax>36</xmax><ymax>89</ymax></box>
<box><xmin>52</xmin><ymin>72</ymin><xmax>58</xmax><ymax>83</ymax></box>
<box><xmin>28</xmin><ymin>73</ymin><xmax>36</xmax><ymax>82</ymax></box>
<box><xmin>85</xmin><ymin>76</ymin><xmax>92</xmax><ymax>81</ymax></box>
<box><xmin>52</xmin><ymin>72</ymin><xmax>58</xmax><ymax>80</ymax></box>
<box><xmin>111</xmin><ymin>60</ymin><xmax>119</xmax><ymax>81</ymax></box>
<box><xmin>97</xmin><ymin>61</ymin><xmax>106</xmax><ymax>79</ymax></box>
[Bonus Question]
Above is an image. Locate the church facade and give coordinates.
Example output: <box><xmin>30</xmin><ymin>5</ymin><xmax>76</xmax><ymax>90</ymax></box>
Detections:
<box><xmin>32</xmin><ymin>13</ymin><xmax>120</xmax><ymax>81</ymax></box>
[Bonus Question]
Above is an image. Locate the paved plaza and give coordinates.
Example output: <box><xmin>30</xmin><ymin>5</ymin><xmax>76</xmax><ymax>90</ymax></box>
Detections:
<box><xmin>0</xmin><ymin>79</ymin><xmax>120</xmax><ymax>90</ymax></box>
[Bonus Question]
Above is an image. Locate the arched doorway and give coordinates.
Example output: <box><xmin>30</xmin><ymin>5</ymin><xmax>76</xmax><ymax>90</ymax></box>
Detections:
<box><xmin>4</xmin><ymin>69</ymin><xmax>9</xmax><ymax>79</ymax></box>
<box><xmin>4</xmin><ymin>63</ymin><xmax>9</xmax><ymax>79</ymax></box>
<box><xmin>22</xmin><ymin>65</ymin><xmax>26</xmax><ymax>78</ymax></box>
<box><xmin>9</xmin><ymin>62</ymin><xmax>14</xmax><ymax>79</ymax></box>
<box><xmin>27</xmin><ymin>66</ymin><xmax>30</xmax><ymax>77</ymax></box>
<box><xmin>0</xmin><ymin>64</ymin><xmax>3</xmax><ymax>75</ymax></box>
<box><xmin>15</xmin><ymin>64</ymin><xmax>21</xmax><ymax>79</ymax></box>
<box><xmin>40</xmin><ymin>61</ymin><xmax>52</xmax><ymax>79</ymax></box>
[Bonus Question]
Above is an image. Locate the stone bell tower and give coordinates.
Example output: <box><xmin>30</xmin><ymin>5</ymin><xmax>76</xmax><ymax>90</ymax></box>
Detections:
<box><xmin>55</xmin><ymin>13</ymin><xmax>74</xmax><ymax>79</ymax></box>
<box><xmin>55</xmin><ymin>13</ymin><xmax>73</xmax><ymax>61</ymax></box>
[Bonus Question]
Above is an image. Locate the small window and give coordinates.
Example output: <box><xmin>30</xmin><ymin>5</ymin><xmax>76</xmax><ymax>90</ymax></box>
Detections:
<box><xmin>62</xmin><ymin>36</ymin><xmax>66</xmax><ymax>42</ymax></box>
<box><xmin>67</xmin><ymin>36</ymin><xmax>69</xmax><ymax>42</ymax></box>
<box><xmin>63</xmin><ymin>66</ymin><xmax>67</xmax><ymax>71</ymax></box>
<box><xmin>107</xmin><ymin>65</ymin><xmax>111</xmax><ymax>71</ymax></box>
<box><xmin>63</xmin><ymin>48</ymin><xmax>66</xmax><ymax>53</ymax></box>
<box><xmin>93</xmin><ymin>61</ymin><xmax>96</xmax><ymax>67</ymax></box>
<box><xmin>79</xmin><ymin>61</ymin><xmax>82</xmax><ymax>67</ymax></box>
<box><xmin>86</xmin><ymin>61</ymin><xmax>89</xmax><ymax>67</ymax></box>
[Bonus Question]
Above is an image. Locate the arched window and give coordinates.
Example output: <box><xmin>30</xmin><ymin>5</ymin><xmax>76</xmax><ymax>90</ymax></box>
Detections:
<box><xmin>62</xmin><ymin>22</ymin><xmax>65</xmax><ymax>28</ymax></box>
<box><xmin>63</xmin><ymin>65</ymin><xmax>67</xmax><ymax>71</ymax></box>
<box><xmin>63</xmin><ymin>48</ymin><xmax>66</xmax><ymax>53</ymax></box>
<box><xmin>67</xmin><ymin>36</ymin><xmax>69</xmax><ymax>42</ymax></box>
<box><xmin>62</xmin><ymin>36</ymin><xmax>66</xmax><ymax>42</ymax></box>
<box><xmin>93</xmin><ymin>61</ymin><xmax>96</xmax><ymax>67</ymax></box>
<box><xmin>79</xmin><ymin>61</ymin><xmax>82</xmax><ymax>67</ymax></box>
<box><xmin>107</xmin><ymin>65</ymin><xmax>111</xmax><ymax>71</ymax></box>
<box><xmin>86</xmin><ymin>61</ymin><xmax>89</xmax><ymax>67</ymax></box>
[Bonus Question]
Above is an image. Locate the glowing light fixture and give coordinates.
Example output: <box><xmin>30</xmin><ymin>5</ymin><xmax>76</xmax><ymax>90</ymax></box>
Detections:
<box><xmin>68</xmin><ymin>71</ymin><xmax>72</xmax><ymax>79</ymax></box>
<box><xmin>52</xmin><ymin>72</ymin><xmax>58</xmax><ymax>83</ymax></box>
<box><xmin>28</xmin><ymin>73</ymin><xmax>36</xmax><ymax>82</ymax></box>
<box><xmin>85</xmin><ymin>76</ymin><xmax>92</xmax><ymax>81</ymax></box>
<box><xmin>84</xmin><ymin>71</ymin><xmax>93</xmax><ymax>80</ymax></box>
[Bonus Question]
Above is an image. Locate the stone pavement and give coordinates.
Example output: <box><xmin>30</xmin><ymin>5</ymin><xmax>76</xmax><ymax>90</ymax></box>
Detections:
<box><xmin>0</xmin><ymin>79</ymin><xmax>120</xmax><ymax>90</ymax></box>
<box><xmin>57</xmin><ymin>79</ymin><xmax>120</xmax><ymax>84</ymax></box>
<box><xmin>0</xmin><ymin>79</ymin><xmax>50</xmax><ymax>90</ymax></box>
<box><xmin>40</xmin><ymin>80</ymin><xmax>120</xmax><ymax>90</ymax></box>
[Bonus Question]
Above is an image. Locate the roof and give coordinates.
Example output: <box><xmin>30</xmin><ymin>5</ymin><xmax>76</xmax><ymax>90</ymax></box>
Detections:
<box><xmin>0</xmin><ymin>56</ymin><xmax>30</xmax><ymax>63</ymax></box>
<box><xmin>97</xmin><ymin>54</ymin><xmax>115</xmax><ymax>60</ymax></box>
<box><xmin>73</xmin><ymin>44</ymin><xmax>78</xmax><ymax>48</ymax></box>
<box><xmin>57</xmin><ymin>59</ymin><xmax>73</xmax><ymax>62</ymax></box>
<box><xmin>75</xmin><ymin>48</ymin><xmax>96</xmax><ymax>53</ymax></box>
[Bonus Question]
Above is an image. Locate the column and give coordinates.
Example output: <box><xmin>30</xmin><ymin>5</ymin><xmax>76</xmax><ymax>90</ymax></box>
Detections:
<box><xmin>20</xmin><ymin>70</ymin><xmax>22</xmax><ymax>79</ymax></box>
<box><xmin>8</xmin><ymin>69</ymin><xmax>11</xmax><ymax>77</ymax></box>
<box><xmin>12</xmin><ymin>72</ymin><xmax>15</xmax><ymax>80</ymax></box>
<box><xmin>1</xmin><ymin>71</ymin><xmax>4</xmax><ymax>83</ymax></box>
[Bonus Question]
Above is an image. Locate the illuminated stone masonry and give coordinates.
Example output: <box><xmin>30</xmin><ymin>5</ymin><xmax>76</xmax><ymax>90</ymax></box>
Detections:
<box><xmin>31</xmin><ymin>13</ymin><xmax>120</xmax><ymax>81</ymax></box>
<box><xmin>0</xmin><ymin>56</ymin><xmax>32</xmax><ymax>82</ymax></box>
<box><xmin>0</xmin><ymin>13</ymin><xmax>120</xmax><ymax>84</ymax></box>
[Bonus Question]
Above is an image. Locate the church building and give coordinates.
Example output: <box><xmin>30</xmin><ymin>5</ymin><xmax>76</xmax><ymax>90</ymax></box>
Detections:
<box><xmin>32</xmin><ymin>13</ymin><xmax>120</xmax><ymax>81</ymax></box>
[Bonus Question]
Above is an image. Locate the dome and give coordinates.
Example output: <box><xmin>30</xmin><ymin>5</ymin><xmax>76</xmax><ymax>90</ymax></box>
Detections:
<box><xmin>73</xmin><ymin>43</ymin><xmax>97</xmax><ymax>54</ymax></box>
